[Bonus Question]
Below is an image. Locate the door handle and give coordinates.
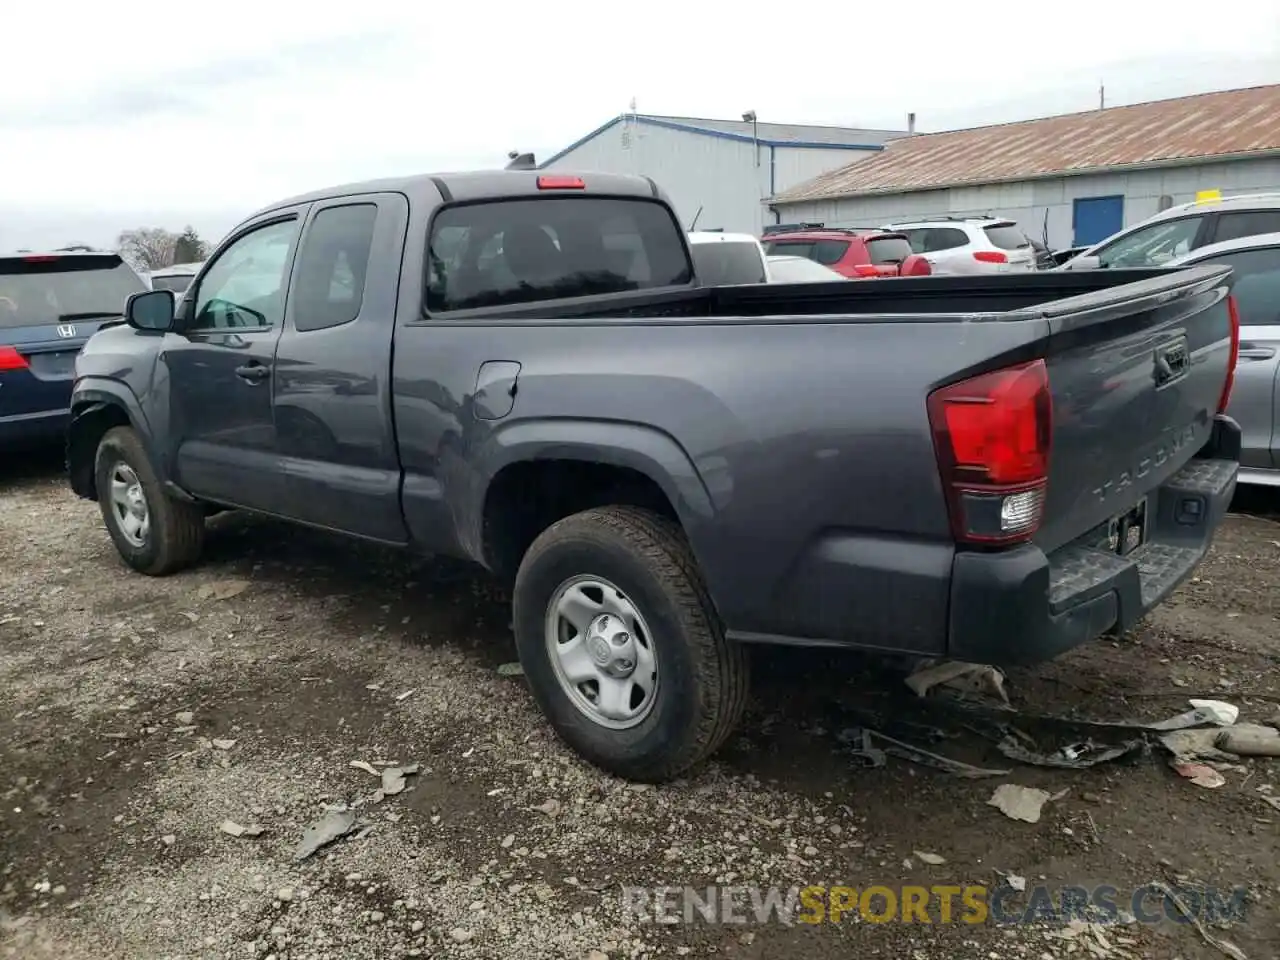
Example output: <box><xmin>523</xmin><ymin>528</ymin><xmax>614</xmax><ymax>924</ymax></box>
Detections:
<box><xmin>235</xmin><ymin>363</ymin><xmax>271</xmax><ymax>383</ymax></box>
<box><xmin>1238</xmin><ymin>346</ymin><xmax>1276</xmax><ymax>360</ymax></box>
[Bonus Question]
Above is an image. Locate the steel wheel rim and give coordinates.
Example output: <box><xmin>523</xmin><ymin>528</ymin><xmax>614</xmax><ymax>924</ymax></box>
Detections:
<box><xmin>108</xmin><ymin>463</ymin><xmax>150</xmax><ymax>548</ymax></box>
<box><xmin>544</xmin><ymin>574</ymin><xmax>659</xmax><ymax>730</ymax></box>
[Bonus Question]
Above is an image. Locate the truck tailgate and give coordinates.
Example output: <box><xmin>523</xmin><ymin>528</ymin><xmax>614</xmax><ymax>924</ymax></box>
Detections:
<box><xmin>1033</xmin><ymin>264</ymin><xmax>1236</xmax><ymax>555</ymax></box>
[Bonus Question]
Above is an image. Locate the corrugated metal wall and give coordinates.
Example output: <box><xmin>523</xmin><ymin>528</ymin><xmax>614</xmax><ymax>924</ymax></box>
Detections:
<box><xmin>544</xmin><ymin>121</ymin><xmax>873</xmax><ymax>235</ymax></box>
<box><xmin>771</xmin><ymin>157</ymin><xmax>1280</xmax><ymax>249</ymax></box>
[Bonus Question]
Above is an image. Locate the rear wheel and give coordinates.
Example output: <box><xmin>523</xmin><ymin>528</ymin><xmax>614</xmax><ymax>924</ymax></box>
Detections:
<box><xmin>95</xmin><ymin>426</ymin><xmax>205</xmax><ymax>576</ymax></box>
<box><xmin>512</xmin><ymin>506</ymin><xmax>749</xmax><ymax>782</ymax></box>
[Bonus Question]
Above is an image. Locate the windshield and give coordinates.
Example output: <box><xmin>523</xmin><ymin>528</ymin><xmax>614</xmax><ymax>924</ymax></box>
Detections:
<box><xmin>0</xmin><ymin>254</ymin><xmax>146</xmax><ymax>329</ymax></box>
<box><xmin>151</xmin><ymin>274</ymin><xmax>195</xmax><ymax>294</ymax></box>
<box><xmin>767</xmin><ymin>257</ymin><xmax>844</xmax><ymax>283</ymax></box>
<box><xmin>1094</xmin><ymin>216</ymin><xmax>1202</xmax><ymax>268</ymax></box>
<box><xmin>690</xmin><ymin>241</ymin><xmax>767</xmax><ymax>285</ymax></box>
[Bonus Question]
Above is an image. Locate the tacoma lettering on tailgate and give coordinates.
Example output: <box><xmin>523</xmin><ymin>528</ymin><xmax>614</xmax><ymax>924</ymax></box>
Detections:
<box><xmin>1091</xmin><ymin>423</ymin><xmax>1197</xmax><ymax>504</ymax></box>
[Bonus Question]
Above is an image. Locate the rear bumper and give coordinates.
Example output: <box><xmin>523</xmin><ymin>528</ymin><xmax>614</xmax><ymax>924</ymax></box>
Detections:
<box><xmin>948</xmin><ymin>416</ymin><xmax>1240</xmax><ymax>665</ymax></box>
<box><xmin>0</xmin><ymin>408</ymin><xmax>69</xmax><ymax>446</ymax></box>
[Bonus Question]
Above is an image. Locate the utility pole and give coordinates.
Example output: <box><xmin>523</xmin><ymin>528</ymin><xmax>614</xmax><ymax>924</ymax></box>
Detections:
<box><xmin>1099</xmin><ymin>82</ymin><xmax>1105</xmax><ymax>110</ymax></box>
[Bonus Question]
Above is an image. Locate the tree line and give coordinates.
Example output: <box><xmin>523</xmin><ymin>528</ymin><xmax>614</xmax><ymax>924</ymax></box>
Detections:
<box><xmin>114</xmin><ymin>226</ymin><xmax>211</xmax><ymax>272</ymax></box>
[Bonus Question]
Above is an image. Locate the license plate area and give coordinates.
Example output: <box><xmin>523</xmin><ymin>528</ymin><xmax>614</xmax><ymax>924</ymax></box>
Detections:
<box><xmin>1106</xmin><ymin>498</ymin><xmax>1148</xmax><ymax>556</ymax></box>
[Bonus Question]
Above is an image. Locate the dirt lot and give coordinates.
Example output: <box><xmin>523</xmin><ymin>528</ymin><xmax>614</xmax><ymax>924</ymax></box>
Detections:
<box><xmin>2</xmin><ymin>446</ymin><xmax>1279</xmax><ymax>960</ymax></box>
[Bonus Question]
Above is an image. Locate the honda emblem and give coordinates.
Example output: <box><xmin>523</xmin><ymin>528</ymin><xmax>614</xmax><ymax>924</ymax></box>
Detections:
<box><xmin>56</xmin><ymin>324</ymin><xmax>77</xmax><ymax>339</ymax></box>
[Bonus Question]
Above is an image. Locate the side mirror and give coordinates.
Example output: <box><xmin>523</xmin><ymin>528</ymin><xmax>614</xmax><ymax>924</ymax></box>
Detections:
<box><xmin>126</xmin><ymin>289</ymin><xmax>175</xmax><ymax>332</ymax></box>
<box><xmin>1062</xmin><ymin>254</ymin><xmax>1101</xmax><ymax>271</ymax></box>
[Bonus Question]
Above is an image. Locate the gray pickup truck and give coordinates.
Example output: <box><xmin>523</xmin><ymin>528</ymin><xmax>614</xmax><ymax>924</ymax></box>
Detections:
<box><xmin>68</xmin><ymin>170</ymin><xmax>1242</xmax><ymax>781</ymax></box>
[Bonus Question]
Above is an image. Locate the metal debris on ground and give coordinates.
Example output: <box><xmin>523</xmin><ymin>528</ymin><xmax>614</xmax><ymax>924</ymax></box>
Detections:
<box><xmin>1154</xmin><ymin>881</ymin><xmax>1248</xmax><ymax>960</ymax></box>
<box><xmin>293</xmin><ymin>807</ymin><xmax>360</xmax><ymax>861</ymax></box>
<box><xmin>995</xmin><ymin>870</ymin><xmax>1027</xmax><ymax>892</ymax></box>
<box><xmin>395</xmin><ymin>689</ymin><xmax>416</xmax><ymax>702</ymax></box>
<box><xmin>997</xmin><ymin>733</ymin><xmax>1147</xmax><ymax>769</ymax></box>
<box><xmin>497</xmin><ymin>662</ymin><xmax>524</xmax><ymax>677</ymax></box>
<box><xmin>1173</xmin><ymin>763</ymin><xmax>1227</xmax><ymax>788</ymax></box>
<box><xmin>349</xmin><ymin>760</ymin><xmax>380</xmax><ymax>777</ymax></box>
<box><xmin>1147</xmin><ymin>699</ymin><xmax>1240</xmax><ymax>731</ymax></box>
<box><xmin>871</xmin><ymin>729</ymin><xmax>1009</xmax><ymax>778</ymax></box>
<box><xmin>196</xmin><ymin>579</ymin><xmax>251</xmax><ymax>602</ymax></box>
<box><xmin>380</xmin><ymin>763</ymin><xmax>421</xmax><ymax>796</ymax></box>
<box><xmin>904</xmin><ymin>660</ymin><xmax>1012</xmax><ymax>707</ymax></box>
<box><xmin>843</xmin><ymin>728</ymin><xmax>886</xmax><ymax>768</ymax></box>
<box><xmin>1159</xmin><ymin>727</ymin><xmax>1239</xmax><ymax>764</ymax></box>
<box><xmin>987</xmin><ymin>784</ymin><xmax>1054</xmax><ymax>823</ymax></box>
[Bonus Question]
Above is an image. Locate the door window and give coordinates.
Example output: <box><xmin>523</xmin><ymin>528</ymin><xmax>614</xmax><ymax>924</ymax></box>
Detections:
<box><xmin>291</xmin><ymin>204</ymin><xmax>378</xmax><ymax>332</ymax></box>
<box><xmin>192</xmin><ymin>219</ymin><xmax>298</xmax><ymax>330</ymax></box>
<box><xmin>1093</xmin><ymin>216</ymin><xmax>1202</xmax><ymax>268</ymax></box>
<box><xmin>1212</xmin><ymin>210</ymin><xmax>1280</xmax><ymax>245</ymax></box>
<box><xmin>1195</xmin><ymin>247</ymin><xmax>1280</xmax><ymax>326</ymax></box>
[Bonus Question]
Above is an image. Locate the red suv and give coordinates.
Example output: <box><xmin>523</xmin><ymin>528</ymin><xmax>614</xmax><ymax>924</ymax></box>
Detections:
<box><xmin>761</xmin><ymin>228</ymin><xmax>930</xmax><ymax>278</ymax></box>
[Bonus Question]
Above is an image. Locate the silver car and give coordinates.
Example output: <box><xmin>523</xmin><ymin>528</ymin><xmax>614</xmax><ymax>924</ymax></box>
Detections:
<box><xmin>1061</xmin><ymin>193</ymin><xmax>1280</xmax><ymax>271</ymax></box>
<box><xmin>1168</xmin><ymin>231</ymin><xmax>1280</xmax><ymax>487</ymax></box>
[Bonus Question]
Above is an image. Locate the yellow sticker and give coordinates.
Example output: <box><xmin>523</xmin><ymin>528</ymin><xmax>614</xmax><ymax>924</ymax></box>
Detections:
<box><xmin>1195</xmin><ymin>189</ymin><xmax>1222</xmax><ymax>204</ymax></box>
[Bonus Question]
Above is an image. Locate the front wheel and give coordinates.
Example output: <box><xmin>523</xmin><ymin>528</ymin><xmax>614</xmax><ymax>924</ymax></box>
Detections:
<box><xmin>512</xmin><ymin>506</ymin><xmax>749</xmax><ymax>782</ymax></box>
<box><xmin>95</xmin><ymin>426</ymin><xmax>205</xmax><ymax>576</ymax></box>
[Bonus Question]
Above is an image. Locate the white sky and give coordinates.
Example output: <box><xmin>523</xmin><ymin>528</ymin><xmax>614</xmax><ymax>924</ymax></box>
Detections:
<box><xmin>3</xmin><ymin>1</ymin><xmax>1278</xmax><ymax>250</ymax></box>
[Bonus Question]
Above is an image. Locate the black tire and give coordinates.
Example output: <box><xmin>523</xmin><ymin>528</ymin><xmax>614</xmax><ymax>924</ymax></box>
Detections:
<box><xmin>512</xmin><ymin>506</ymin><xmax>749</xmax><ymax>782</ymax></box>
<box><xmin>95</xmin><ymin>426</ymin><xmax>205</xmax><ymax>576</ymax></box>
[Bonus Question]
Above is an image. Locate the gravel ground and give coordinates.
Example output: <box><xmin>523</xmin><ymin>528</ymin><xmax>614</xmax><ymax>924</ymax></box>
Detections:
<box><xmin>2</xmin><ymin>445</ymin><xmax>1279</xmax><ymax>959</ymax></box>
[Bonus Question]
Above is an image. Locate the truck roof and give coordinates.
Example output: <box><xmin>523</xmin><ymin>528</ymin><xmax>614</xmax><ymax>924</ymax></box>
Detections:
<box><xmin>248</xmin><ymin>170</ymin><xmax>663</xmax><ymax>223</ymax></box>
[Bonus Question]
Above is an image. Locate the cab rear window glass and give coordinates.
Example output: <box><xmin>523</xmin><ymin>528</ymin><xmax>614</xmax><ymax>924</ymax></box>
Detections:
<box><xmin>0</xmin><ymin>254</ymin><xmax>145</xmax><ymax>329</ymax></box>
<box><xmin>426</xmin><ymin>198</ymin><xmax>692</xmax><ymax>313</ymax></box>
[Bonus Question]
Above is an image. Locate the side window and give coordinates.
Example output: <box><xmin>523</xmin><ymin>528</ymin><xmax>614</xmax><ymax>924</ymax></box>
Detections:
<box><xmin>1198</xmin><ymin>248</ymin><xmax>1280</xmax><ymax>326</ymax></box>
<box><xmin>810</xmin><ymin>240</ymin><xmax>850</xmax><ymax>265</ymax></box>
<box><xmin>1212</xmin><ymin>210</ymin><xmax>1280</xmax><ymax>245</ymax></box>
<box><xmin>899</xmin><ymin>230</ymin><xmax>927</xmax><ymax>254</ymax></box>
<box><xmin>923</xmin><ymin>228</ymin><xmax>969</xmax><ymax>252</ymax></box>
<box><xmin>1094</xmin><ymin>216</ymin><xmax>1202</xmax><ymax>268</ymax></box>
<box><xmin>292</xmin><ymin>204</ymin><xmax>378</xmax><ymax>333</ymax></box>
<box><xmin>192</xmin><ymin>219</ymin><xmax>297</xmax><ymax>330</ymax></box>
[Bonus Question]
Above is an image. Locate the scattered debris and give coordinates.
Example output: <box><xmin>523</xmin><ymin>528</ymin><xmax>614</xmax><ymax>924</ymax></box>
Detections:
<box><xmin>197</xmin><ymin>579</ymin><xmax>251</xmax><ymax>602</ymax></box>
<box><xmin>844</xmin><ymin>728</ymin><xmax>887</xmax><ymax>768</ymax></box>
<box><xmin>219</xmin><ymin>820</ymin><xmax>263</xmax><ymax>838</ymax></box>
<box><xmin>349</xmin><ymin>760</ymin><xmax>380</xmax><ymax>777</ymax></box>
<box><xmin>497</xmin><ymin>662</ymin><xmax>524</xmax><ymax>677</ymax></box>
<box><xmin>987</xmin><ymin>784</ymin><xmax>1053</xmax><ymax>823</ymax></box>
<box><xmin>395</xmin><ymin>689</ymin><xmax>416</xmax><ymax>702</ymax></box>
<box><xmin>913</xmin><ymin>850</ymin><xmax>946</xmax><ymax>865</ymax></box>
<box><xmin>874</xmin><ymin>730</ymin><xmax>1010</xmax><ymax>779</ymax></box>
<box><xmin>380</xmin><ymin>763</ymin><xmax>421</xmax><ymax>796</ymax></box>
<box><xmin>210</xmin><ymin>738</ymin><xmax>237</xmax><ymax>751</ymax></box>
<box><xmin>501</xmin><ymin>834</ymin><xmax>515</xmax><ymax>849</ymax></box>
<box><xmin>1217</xmin><ymin>724</ymin><xmax>1280</xmax><ymax>757</ymax></box>
<box><xmin>293</xmin><ymin>808</ymin><xmax>360</xmax><ymax>861</ymax></box>
<box><xmin>1148</xmin><ymin>699</ymin><xmax>1240</xmax><ymax>731</ymax></box>
<box><xmin>275</xmin><ymin>887</ymin><xmax>294</xmax><ymax>903</ymax></box>
<box><xmin>1153</xmin><ymin>881</ymin><xmax>1248</xmax><ymax>960</ymax></box>
<box><xmin>161</xmin><ymin>835</ymin><xmax>176</xmax><ymax>846</ymax></box>
<box><xmin>1160</xmin><ymin>727</ymin><xmax>1239</xmax><ymax>764</ymax></box>
<box><xmin>1172</xmin><ymin>763</ymin><xmax>1226</xmax><ymax>788</ymax></box>
<box><xmin>996</xmin><ymin>871</ymin><xmax>1027</xmax><ymax>892</ymax></box>
<box><xmin>449</xmin><ymin>928</ymin><xmax>474</xmax><ymax>944</ymax></box>
<box><xmin>998</xmin><ymin>733</ymin><xmax>1146</xmax><ymax>769</ymax></box>
<box><xmin>905</xmin><ymin>660</ymin><xmax>1011</xmax><ymax>707</ymax></box>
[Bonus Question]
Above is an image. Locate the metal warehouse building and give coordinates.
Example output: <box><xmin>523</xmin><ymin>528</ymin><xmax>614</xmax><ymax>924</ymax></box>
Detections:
<box><xmin>770</xmin><ymin>85</ymin><xmax>1280</xmax><ymax>250</ymax></box>
<box><xmin>540</xmin><ymin>113</ymin><xmax>907</xmax><ymax>235</ymax></box>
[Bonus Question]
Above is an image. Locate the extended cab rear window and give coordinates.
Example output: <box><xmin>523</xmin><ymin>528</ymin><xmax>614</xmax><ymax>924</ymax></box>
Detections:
<box><xmin>0</xmin><ymin>254</ymin><xmax>145</xmax><ymax>329</ymax></box>
<box><xmin>426</xmin><ymin>197</ymin><xmax>692</xmax><ymax>313</ymax></box>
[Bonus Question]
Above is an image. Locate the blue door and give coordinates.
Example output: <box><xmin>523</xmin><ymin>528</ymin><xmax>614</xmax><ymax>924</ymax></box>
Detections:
<box><xmin>1072</xmin><ymin>195</ymin><xmax>1125</xmax><ymax>246</ymax></box>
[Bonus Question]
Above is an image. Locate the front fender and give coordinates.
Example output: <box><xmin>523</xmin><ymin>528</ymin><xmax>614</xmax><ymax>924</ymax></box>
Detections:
<box><xmin>67</xmin><ymin>379</ymin><xmax>158</xmax><ymax>499</ymax></box>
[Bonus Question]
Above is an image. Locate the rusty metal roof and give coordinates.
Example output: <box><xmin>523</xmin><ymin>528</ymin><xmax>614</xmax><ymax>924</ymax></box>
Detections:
<box><xmin>773</xmin><ymin>85</ymin><xmax>1280</xmax><ymax>204</ymax></box>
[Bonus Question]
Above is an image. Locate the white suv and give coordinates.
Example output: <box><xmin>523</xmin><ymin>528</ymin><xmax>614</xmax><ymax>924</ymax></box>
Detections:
<box><xmin>882</xmin><ymin>216</ymin><xmax>1036</xmax><ymax>275</ymax></box>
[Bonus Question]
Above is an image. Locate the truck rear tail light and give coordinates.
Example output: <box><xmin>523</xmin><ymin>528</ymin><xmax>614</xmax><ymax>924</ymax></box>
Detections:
<box><xmin>928</xmin><ymin>359</ymin><xmax>1053</xmax><ymax>546</ymax></box>
<box><xmin>1218</xmin><ymin>294</ymin><xmax>1241</xmax><ymax>413</ymax></box>
<box><xmin>973</xmin><ymin>251</ymin><xmax>1008</xmax><ymax>264</ymax></box>
<box><xmin>536</xmin><ymin>175</ymin><xmax>586</xmax><ymax>190</ymax></box>
<box><xmin>0</xmin><ymin>346</ymin><xmax>29</xmax><ymax>371</ymax></box>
